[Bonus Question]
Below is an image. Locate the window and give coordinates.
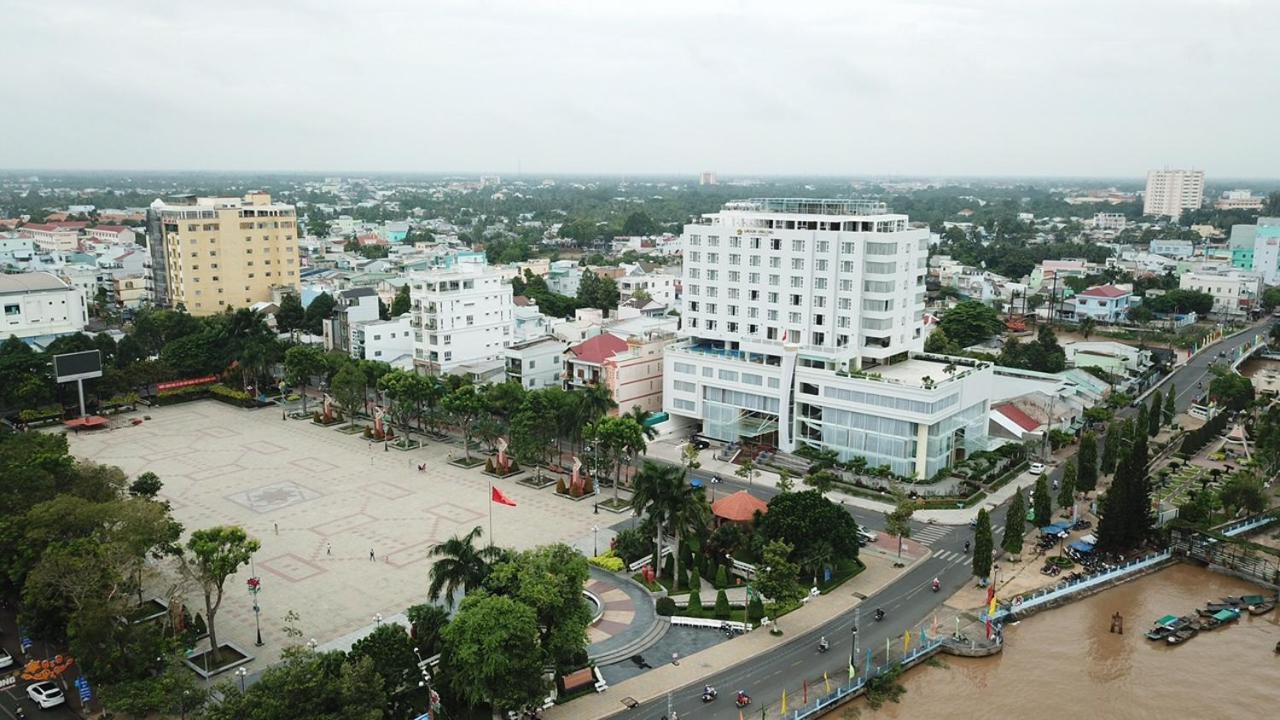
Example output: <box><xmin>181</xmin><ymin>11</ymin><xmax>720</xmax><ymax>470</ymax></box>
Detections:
<box><xmin>791</xmin><ymin>239</ymin><xmax>805</xmax><ymax>252</ymax></box>
<box><xmin>816</xmin><ymin>240</ymin><xmax>830</xmax><ymax>252</ymax></box>
<box><xmin>673</xmin><ymin>379</ymin><xmax>697</xmax><ymax>392</ymax></box>
<box><xmin>791</xmin><ymin>258</ymin><xmax>805</xmax><ymax>270</ymax></box>
<box><xmin>729</xmin><ymin>254</ymin><xmax>741</xmax><ymax>265</ymax></box>
<box><xmin>841</xmin><ymin>241</ymin><xmax>855</xmax><ymax>254</ymax></box>
<box><xmin>790</xmin><ymin>294</ymin><xmax>802</xmax><ymax>306</ymax></box>
<box><xmin>815</xmin><ymin>259</ymin><xmax>828</xmax><ymax>271</ymax></box>
<box><xmin>789</xmin><ymin>311</ymin><xmax>801</xmax><ymax>323</ymax></box>
<box><xmin>3</xmin><ymin>304</ymin><xmax>17</xmax><ymax>316</ymax></box>
<box><xmin>815</xmin><ymin>278</ymin><xmax>827</xmax><ymax>290</ymax></box>
<box><xmin>673</xmin><ymin>398</ymin><xmax>696</xmax><ymax>411</ymax></box>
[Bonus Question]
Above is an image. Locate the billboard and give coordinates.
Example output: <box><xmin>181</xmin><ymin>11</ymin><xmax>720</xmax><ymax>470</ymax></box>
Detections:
<box><xmin>53</xmin><ymin>349</ymin><xmax>103</xmax><ymax>383</ymax></box>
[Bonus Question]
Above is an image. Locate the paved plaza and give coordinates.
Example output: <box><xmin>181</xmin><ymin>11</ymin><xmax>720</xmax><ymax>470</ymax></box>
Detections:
<box><xmin>65</xmin><ymin>400</ymin><xmax>615</xmax><ymax>671</ymax></box>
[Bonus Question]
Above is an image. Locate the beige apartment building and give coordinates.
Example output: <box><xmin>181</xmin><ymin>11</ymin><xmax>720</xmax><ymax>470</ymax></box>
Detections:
<box><xmin>148</xmin><ymin>192</ymin><xmax>300</xmax><ymax>315</ymax></box>
<box><xmin>1143</xmin><ymin>169</ymin><xmax>1204</xmax><ymax>220</ymax></box>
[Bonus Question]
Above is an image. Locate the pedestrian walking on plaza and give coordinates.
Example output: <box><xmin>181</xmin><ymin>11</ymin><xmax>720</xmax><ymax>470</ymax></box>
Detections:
<box><xmin>327</xmin><ymin>542</ymin><xmax>332</xmax><ymax>556</ymax></box>
<box><xmin>369</xmin><ymin>548</ymin><xmax>375</xmax><ymax>561</ymax></box>
<box><xmin>273</xmin><ymin>522</ymin><xmax>278</xmax><ymax>535</ymax></box>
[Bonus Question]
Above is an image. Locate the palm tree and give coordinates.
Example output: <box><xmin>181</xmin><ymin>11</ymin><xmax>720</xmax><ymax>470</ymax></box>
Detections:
<box><xmin>631</xmin><ymin>462</ymin><xmax>684</xmax><ymax>579</ymax></box>
<box><xmin>426</xmin><ymin>526</ymin><xmax>502</xmax><ymax>608</ymax></box>
<box><xmin>625</xmin><ymin>405</ymin><xmax>660</xmax><ymax>444</ymax></box>
<box><xmin>666</xmin><ymin>482</ymin><xmax>711</xmax><ymax>592</ymax></box>
<box><xmin>577</xmin><ymin>383</ymin><xmax>617</xmax><ymax>452</ymax></box>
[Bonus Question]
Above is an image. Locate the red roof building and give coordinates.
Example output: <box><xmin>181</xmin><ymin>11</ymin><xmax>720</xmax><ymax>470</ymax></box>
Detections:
<box><xmin>991</xmin><ymin>402</ymin><xmax>1042</xmax><ymax>439</ymax></box>
<box><xmin>1077</xmin><ymin>284</ymin><xmax>1129</xmax><ymax>299</ymax></box>
<box><xmin>565</xmin><ymin>333</ymin><xmax>629</xmax><ymax>387</ymax></box>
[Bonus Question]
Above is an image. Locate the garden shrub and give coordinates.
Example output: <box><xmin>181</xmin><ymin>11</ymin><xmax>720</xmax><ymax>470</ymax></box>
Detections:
<box><xmin>714</xmin><ymin>590</ymin><xmax>730</xmax><ymax>619</ymax></box>
<box><xmin>714</xmin><ymin>564</ymin><xmax>728</xmax><ymax>589</ymax></box>
<box><xmin>655</xmin><ymin>597</ymin><xmax>676</xmax><ymax>616</ymax></box>
<box><xmin>687</xmin><ymin>589</ymin><xmax>703</xmax><ymax>616</ymax></box>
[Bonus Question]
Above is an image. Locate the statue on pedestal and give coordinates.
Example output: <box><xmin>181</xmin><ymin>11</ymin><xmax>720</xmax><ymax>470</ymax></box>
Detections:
<box><xmin>571</xmin><ymin>456</ymin><xmax>583</xmax><ymax>494</ymax></box>
<box><xmin>496</xmin><ymin>437</ymin><xmax>510</xmax><ymax>473</ymax></box>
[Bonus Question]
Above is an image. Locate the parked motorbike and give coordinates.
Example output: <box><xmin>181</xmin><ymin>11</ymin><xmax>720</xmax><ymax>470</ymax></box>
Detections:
<box><xmin>701</xmin><ymin>688</ymin><xmax>717</xmax><ymax>703</ymax></box>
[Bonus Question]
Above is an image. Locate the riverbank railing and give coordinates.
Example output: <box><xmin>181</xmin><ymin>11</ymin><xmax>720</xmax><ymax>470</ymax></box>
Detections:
<box><xmin>991</xmin><ymin>550</ymin><xmax>1173</xmax><ymax>622</ymax></box>
<box><xmin>785</xmin><ymin>638</ymin><xmax>944</xmax><ymax>720</ymax></box>
<box><xmin>1219</xmin><ymin>512</ymin><xmax>1279</xmax><ymax>538</ymax></box>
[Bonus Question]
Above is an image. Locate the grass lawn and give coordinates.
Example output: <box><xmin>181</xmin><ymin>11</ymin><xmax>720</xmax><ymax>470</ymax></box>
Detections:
<box><xmin>816</xmin><ymin>558</ymin><xmax>865</xmax><ymax>594</ymax></box>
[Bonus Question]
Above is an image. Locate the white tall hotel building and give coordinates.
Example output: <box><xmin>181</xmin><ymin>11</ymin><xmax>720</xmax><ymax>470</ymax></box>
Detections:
<box><xmin>1143</xmin><ymin>169</ymin><xmax>1204</xmax><ymax>219</ymax></box>
<box><xmin>663</xmin><ymin>199</ymin><xmax>994</xmax><ymax>479</ymax></box>
<box><xmin>410</xmin><ymin>257</ymin><xmax>514</xmax><ymax>375</ymax></box>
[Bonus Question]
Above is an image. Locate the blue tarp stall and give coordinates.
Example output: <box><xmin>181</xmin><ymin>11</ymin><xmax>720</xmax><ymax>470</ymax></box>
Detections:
<box><xmin>643</xmin><ymin>411</ymin><xmax>669</xmax><ymax>427</ymax></box>
<box><xmin>1068</xmin><ymin>540</ymin><xmax>1095</xmax><ymax>554</ymax></box>
<box><xmin>690</xmin><ymin>478</ymin><xmax>703</xmax><ymax>488</ymax></box>
<box><xmin>1040</xmin><ymin>522</ymin><xmax>1072</xmax><ymax>536</ymax></box>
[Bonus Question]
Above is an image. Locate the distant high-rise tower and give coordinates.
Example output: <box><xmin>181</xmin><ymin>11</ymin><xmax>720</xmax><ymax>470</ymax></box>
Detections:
<box><xmin>1143</xmin><ymin>169</ymin><xmax>1204</xmax><ymax>219</ymax></box>
<box><xmin>699</xmin><ymin>171</ymin><xmax>718</xmax><ymax>186</ymax></box>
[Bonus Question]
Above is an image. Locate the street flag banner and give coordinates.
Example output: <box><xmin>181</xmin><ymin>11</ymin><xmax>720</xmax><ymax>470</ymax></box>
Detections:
<box><xmin>803</xmin><ymin>680</ymin><xmax>808</xmax><ymax>704</ymax></box>
<box><xmin>903</xmin><ymin>629</ymin><xmax>910</xmax><ymax>652</ymax></box>
<box><xmin>848</xmin><ymin>657</ymin><xmax>856</xmax><ymax>680</ymax></box>
<box><xmin>824</xmin><ymin>671</ymin><xmax>831</xmax><ymax>694</ymax></box>
<box><xmin>865</xmin><ymin>648</ymin><xmax>873</xmax><ymax>676</ymax></box>
<box><xmin>781</xmin><ymin>689</ymin><xmax>788</xmax><ymax>714</ymax></box>
<box><xmin>491</xmin><ymin>486</ymin><xmax>517</xmax><ymax>507</ymax></box>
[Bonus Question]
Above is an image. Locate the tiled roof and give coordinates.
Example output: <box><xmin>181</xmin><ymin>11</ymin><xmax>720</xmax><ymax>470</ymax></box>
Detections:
<box><xmin>1078</xmin><ymin>284</ymin><xmax>1129</xmax><ymax>298</ymax></box>
<box><xmin>992</xmin><ymin>402</ymin><xmax>1040</xmax><ymax>432</ymax></box>
<box><xmin>711</xmin><ymin>490</ymin><xmax>769</xmax><ymax>522</ymax></box>
<box><xmin>567</xmin><ymin>333</ymin><xmax>629</xmax><ymax>364</ymax></box>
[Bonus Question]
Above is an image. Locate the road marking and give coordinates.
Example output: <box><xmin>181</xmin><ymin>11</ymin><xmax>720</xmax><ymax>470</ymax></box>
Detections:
<box><xmin>913</xmin><ymin>525</ymin><xmax>952</xmax><ymax>545</ymax></box>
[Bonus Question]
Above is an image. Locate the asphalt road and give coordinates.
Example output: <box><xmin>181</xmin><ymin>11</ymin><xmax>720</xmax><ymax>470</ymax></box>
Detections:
<box><xmin>622</xmin><ymin>472</ymin><xmax>1012</xmax><ymax>720</ymax></box>
<box><xmin>621</xmin><ymin>323</ymin><xmax>1273</xmax><ymax>719</ymax></box>
<box><xmin>1152</xmin><ymin>321</ymin><xmax>1270</xmax><ymax>416</ymax></box>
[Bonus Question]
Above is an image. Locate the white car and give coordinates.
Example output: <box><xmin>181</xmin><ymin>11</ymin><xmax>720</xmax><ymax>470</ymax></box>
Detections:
<box><xmin>857</xmin><ymin>528</ymin><xmax>879</xmax><ymax>544</ymax></box>
<box><xmin>27</xmin><ymin>681</ymin><xmax>66</xmax><ymax>709</ymax></box>
<box><xmin>1028</xmin><ymin>462</ymin><xmax>1046</xmax><ymax>475</ymax></box>
<box><xmin>0</xmin><ymin>647</ymin><xmax>12</xmax><ymax>669</ymax></box>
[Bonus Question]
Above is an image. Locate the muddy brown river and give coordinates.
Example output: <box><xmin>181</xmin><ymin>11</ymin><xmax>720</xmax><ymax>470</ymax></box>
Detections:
<box><xmin>858</xmin><ymin>564</ymin><xmax>1280</xmax><ymax>719</ymax></box>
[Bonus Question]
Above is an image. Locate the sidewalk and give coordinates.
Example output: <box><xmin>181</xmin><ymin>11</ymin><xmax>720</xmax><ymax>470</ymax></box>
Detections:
<box><xmin>546</xmin><ymin>552</ymin><xmax>920</xmax><ymax>720</ymax></box>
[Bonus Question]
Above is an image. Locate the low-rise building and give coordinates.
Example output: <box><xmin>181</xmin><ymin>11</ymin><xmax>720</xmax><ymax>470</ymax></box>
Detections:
<box><xmin>1093</xmin><ymin>212</ymin><xmax>1127</xmax><ymax>231</ymax></box>
<box><xmin>1149</xmin><ymin>239</ymin><xmax>1194</xmax><ymax>259</ymax></box>
<box><xmin>85</xmin><ymin>225</ymin><xmax>138</xmax><ymax>245</ymax></box>
<box><xmin>1071</xmin><ymin>284</ymin><xmax>1133</xmax><ymax>323</ymax></box>
<box><xmin>617</xmin><ymin>265</ymin><xmax>677</xmax><ymax>306</ymax></box>
<box><xmin>1063</xmin><ymin>340</ymin><xmax>1152</xmax><ymax>378</ymax></box>
<box><xmin>113</xmin><ymin>275</ymin><xmax>149</xmax><ymax>309</ymax></box>
<box><xmin>21</xmin><ymin>223</ymin><xmax>84</xmax><ymax>252</ymax></box>
<box><xmin>351</xmin><ymin>315</ymin><xmax>413</xmax><ymax>366</ymax></box>
<box><xmin>1179</xmin><ymin>269</ymin><xmax>1263</xmax><ymax>317</ymax></box>
<box><xmin>1229</xmin><ymin>218</ymin><xmax>1280</xmax><ymax>285</ymax></box>
<box><xmin>505</xmin><ymin>335</ymin><xmax>566</xmax><ymax>390</ymax></box>
<box><xmin>1215</xmin><ymin>190</ymin><xmax>1265</xmax><ymax>211</ymax></box>
<box><xmin>603</xmin><ymin>332</ymin><xmax>677</xmax><ymax>414</ymax></box>
<box><xmin>0</xmin><ymin>272</ymin><xmax>89</xmax><ymax>340</ymax></box>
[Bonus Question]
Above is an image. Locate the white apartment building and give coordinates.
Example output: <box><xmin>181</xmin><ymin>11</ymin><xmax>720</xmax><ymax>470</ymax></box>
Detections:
<box><xmin>663</xmin><ymin>199</ymin><xmax>994</xmax><ymax>478</ymax></box>
<box><xmin>1143</xmin><ymin>169</ymin><xmax>1205</xmax><ymax>219</ymax></box>
<box><xmin>0</xmin><ymin>272</ymin><xmax>89</xmax><ymax>340</ymax></box>
<box><xmin>410</xmin><ymin>258</ymin><xmax>514</xmax><ymax>375</ymax></box>
<box><xmin>21</xmin><ymin>223</ymin><xmax>82</xmax><ymax>252</ymax></box>
<box><xmin>1093</xmin><ymin>213</ymin><xmax>1127</xmax><ymax>231</ymax></box>
<box><xmin>352</xmin><ymin>315</ymin><xmax>414</xmax><ymax>365</ymax></box>
<box><xmin>505</xmin><ymin>335</ymin><xmax>566</xmax><ymax>389</ymax></box>
<box><xmin>1179</xmin><ymin>269</ymin><xmax>1263</xmax><ymax>317</ymax></box>
<box><xmin>617</xmin><ymin>265</ymin><xmax>677</xmax><ymax>306</ymax></box>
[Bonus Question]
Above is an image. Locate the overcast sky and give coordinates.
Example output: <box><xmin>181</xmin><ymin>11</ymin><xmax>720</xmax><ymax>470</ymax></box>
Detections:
<box><xmin>2</xmin><ymin>0</ymin><xmax>1277</xmax><ymax>178</ymax></box>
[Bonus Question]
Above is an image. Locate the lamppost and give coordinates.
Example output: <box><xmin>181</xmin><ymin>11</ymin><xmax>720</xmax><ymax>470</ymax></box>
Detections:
<box><xmin>306</xmin><ymin>638</ymin><xmax>317</xmax><ymax>651</ymax></box>
<box><xmin>234</xmin><ymin>667</ymin><xmax>248</xmax><ymax>692</ymax></box>
<box><xmin>414</xmin><ymin>647</ymin><xmax>438</xmax><ymax>718</ymax></box>
<box><xmin>374</xmin><ymin>613</ymin><xmax>383</xmax><ymax>627</ymax></box>
<box><xmin>279</xmin><ymin>380</ymin><xmax>287</xmax><ymax>421</ymax></box>
<box><xmin>246</xmin><ymin>574</ymin><xmax>263</xmax><ymax>647</ymax></box>
<box><xmin>592</xmin><ymin>525</ymin><xmax>599</xmax><ymax>557</ymax></box>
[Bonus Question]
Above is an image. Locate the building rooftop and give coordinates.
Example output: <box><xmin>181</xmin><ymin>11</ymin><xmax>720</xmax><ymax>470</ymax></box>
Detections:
<box><xmin>1077</xmin><ymin>284</ymin><xmax>1129</xmax><ymax>298</ymax></box>
<box><xmin>724</xmin><ymin>198</ymin><xmax>889</xmax><ymax>216</ymax></box>
<box><xmin>992</xmin><ymin>402</ymin><xmax>1041</xmax><ymax>433</ymax></box>
<box><xmin>567</xmin><ymin>333</ymin><xmax>630</xmax><ymax>364</ymax></box>
<box><xmin>0</xmin><ymin>271</ymin><xmax>70</xmax><ymax>293</ymax></box>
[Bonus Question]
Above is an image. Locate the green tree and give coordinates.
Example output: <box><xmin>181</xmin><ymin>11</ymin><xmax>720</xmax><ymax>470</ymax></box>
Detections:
<box><xmin>284</xmin><ymin>345</ymin><xmax>327</xmax><ymax>416</ymax></box>
<box><xmin>937</xmin><ymin>300</ymin><xmax>1004</xmax><ymax>348</ymax></box>
<box><xmin>1218</xmin><ymin>473</ymin><xmax>1268</xmax><ymax>517</ymax></box>
<box><xmin>348</xmin><ymin>623</ymin><xmax>419</xmax><ymax>715</ymax></box>
<box><xmin>1163</xmin><ymin>383</ymin><xmax>1177</xmax><ymax>424</ymax></box>
<box><xmin>329</xmin><ymin>363</ymin><xmax>365</xmax><ymax>428</ymax></box>
<box><xmin>276</xmin><ymin>293</ymin><xmax>305</xmax><ymax>333</ymax></box>
<box><xmin>98</xmin><ymin>660</ymin><xmax>208</xmax><ymax>719</ymax></box>
<box><xmin>756</xmin><ymin>539</ymin><xmax>803</xmax><ymax>606</ymax></box>
<box><xmin>1208</xmin><ymin>366</ymin><xmax>1254</xmax><ymax>411</ymax></box>
<box><xmin>180</xmin><ymin>526</ymin><xmax>260</xmax><ymax>662</ymax></box>
<box><xmin>440</xmin><ymin>592</ymin><xmax>546</xmax><ymax>712</ymax></box>
<box><xmin>1100</xmin><ymin>421</ymin><xmax>1123</xmax><ymax>477</ymax></box>
<box><xmin>1078</xmin><ymin>316</ymin><xmax>1096</xmax><ymax>340</ymax></box>
<box><xmin>204</xmin><ymin>648</ymin><xmax>384</xmax><ymax>720</ymax></box>
<box><xmin>630</xmin><ymin>461</ymin><xmax>684</xmax><ymax>577</ymax></box>
<box><xmin>302</xmin><ymin>292</ymin><xmax>335</xmax><ymax>335</ymax></box>
<box><xmin>621</xmin><ymin>211</ymin><xmax>658</xmax><ymax>236</ymax></box>
<box><xmin>1148</xmin><ymin>390</ymin><xmax>1163</xmax><ymax>436</ymax></box>
<box><xmin>1177</xmin><ymin>490</ymin><xmax>1215</xmax><ymax>527</ymax></box>
<box><xmin>486</xmin><ymin>544</ymin><xmax>591</xmax><ymax>672</ymax></box>
<box><xmin>128</xmin><ymin>471</ymin><xmax>163</xmax><ymax>499</ymax></box>
<box><xmin>442</xmin><ymin>385</ymin><xmax>489</xmax><ymax>462</ymax></box>
<box><xmin>1058</xmin><ymin>458</ymin><xmax>1077</xmax><ymax>511</ymax></box>
<box><xmin>391</xmin><ymin>284</ymin><xmax>411</xmax><ymax>317</ymax></box>
<box><xmin>1032</xmin><ymin>476</ymin><xmax>1053</xmax><ymax>526</ymax></box>
<box><xmin>405</xmin><ymin>603</ymin><xmax>450</xmax><ymax>658</ymax></box>
<box><xmin>427</xmin><ymin>526</ymin><xmax>503</xmax><ymax>609</ymax></box>
<box><xmin>1002</xmin><ymin>492</ymin><xmax>1026</xmax><ymax>557</ymax></box>
<box><xmin>1077</xmin><ymin>431</ymin><xmax>1098</xmax><ymax>493</ymax></box>
<box><xmin>762</xmin><ymin>489</ymin><xmax>860</xmax><ymax>575</ymax></box>
<box><xmin>972</xmin><ymin>508</ymin><xmax>993</xmax><ymax>581</ymax></box>
<box><xmin>509</xmin><ymin>391</ymin><xmax>556</xmax><ymax>476</ymax></box>
<box><xmin>883</xmin><ymin>489</ymin><xmax>915</xmax><ymax>566</ymax></box>
<box><xmin>923</xmin><ymin>326</ymin><xmax>959</xmax><ymax>354</ymax></box>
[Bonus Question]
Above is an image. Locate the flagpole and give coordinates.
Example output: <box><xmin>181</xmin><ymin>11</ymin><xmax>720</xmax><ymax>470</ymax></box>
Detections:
<box><xmin>488</xmin><ymin>480</ymin><xmax>494</xmax><ymax>543</ymax></box>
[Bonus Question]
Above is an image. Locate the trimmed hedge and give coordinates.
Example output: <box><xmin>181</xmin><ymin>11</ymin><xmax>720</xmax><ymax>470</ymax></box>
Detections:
<box><xmin>655</xmin><ymin>597</ymin><xmax>676</xmax><ymax>616</ymax></box>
